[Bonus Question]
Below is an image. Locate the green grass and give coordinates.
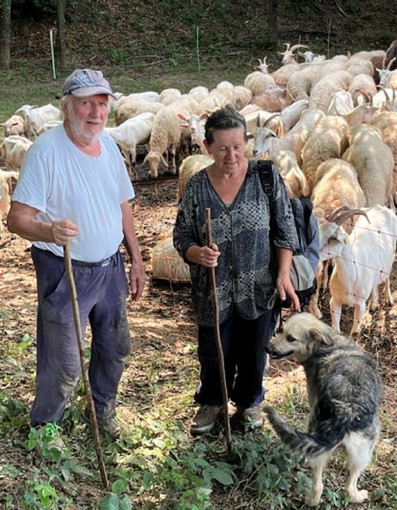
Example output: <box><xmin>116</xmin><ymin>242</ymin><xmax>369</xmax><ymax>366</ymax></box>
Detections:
<box><xmin>0</xmin><ymin>56</ymin><xmax>251</xmax><ymax>125</ymax></box>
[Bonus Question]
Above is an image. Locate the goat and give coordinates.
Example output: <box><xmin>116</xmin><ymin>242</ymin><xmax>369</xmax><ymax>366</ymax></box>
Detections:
<box><xmin>319</xmin><ymin>206</ymin><xmax>397</xmax><ymax>336</ymax></box>
<box><xmin>278</xmin><ymin>43</ymin><xmax>308</xmax><ymax>65</ymax></box>
<box><xmin>0</xmin><ymin>135</ymin><xmax>33</xmax><ymax>170</ymax></box>
<box><xmin>105</xmin><ymin>112</ymin><xmax>155</xmax><ymax>178</ymax></box>
<box><xmin>1</xmin><ymin>115</ymin><xmax>25</xmax><ymax>137</ymax></box>
<box><xmin>15</xmin><ymin>104</ymin><xmax>62</xmax><ymax>140</ymax></box>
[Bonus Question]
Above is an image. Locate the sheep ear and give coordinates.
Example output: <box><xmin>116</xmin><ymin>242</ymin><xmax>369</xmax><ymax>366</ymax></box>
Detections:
<box><xmin>246</xmin><ymin>132</ymin><xmax>253</xmax><ymax>140</ymax></box>
<box><xmin>177</xmin><ymin>113</ymin><xmax>187</xmax><ymax>121</ymax></box>
<box><xmin>200</xmin><ymin>112</ymin><xmax>209</xmax><ymax>121</ymax></box>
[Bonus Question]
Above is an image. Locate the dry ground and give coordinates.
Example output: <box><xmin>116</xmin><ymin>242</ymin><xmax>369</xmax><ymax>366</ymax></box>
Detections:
<box><xmin>0</xmin><ymin>163</ymin><xmax>397</xmax><ymax>508</ymax></box>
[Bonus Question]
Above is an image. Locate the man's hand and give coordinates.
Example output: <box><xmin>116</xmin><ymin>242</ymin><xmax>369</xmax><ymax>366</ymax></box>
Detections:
<box><xmin>129</xmin><ymin>263</ymin><xmax>146</xmax><ymax>301</ymax></box>
<box><xmin>51</xmin><ymin>220</ymin><xmax>79</xmax><ymax>246</ymax></box>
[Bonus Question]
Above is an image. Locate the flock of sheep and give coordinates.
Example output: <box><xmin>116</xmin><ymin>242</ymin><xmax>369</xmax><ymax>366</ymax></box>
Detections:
<box><xmin>1</xmin><ymin>39</ymin><xmax>397</xmax><ymax>337</ymax></box>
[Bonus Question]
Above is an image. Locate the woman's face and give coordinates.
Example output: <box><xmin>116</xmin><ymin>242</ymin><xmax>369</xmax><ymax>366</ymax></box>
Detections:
<box><xmin>204</xmin><ymin>128</ymin><xmax>247</xmax><ymax>172</ymax></box>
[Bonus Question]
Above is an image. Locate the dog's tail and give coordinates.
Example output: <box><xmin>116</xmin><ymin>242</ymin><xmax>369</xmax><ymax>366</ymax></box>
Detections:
<box><xmin>264</xmin><ymin>407</ymin><xmax>344</xmax><ymax>458</ymax></box>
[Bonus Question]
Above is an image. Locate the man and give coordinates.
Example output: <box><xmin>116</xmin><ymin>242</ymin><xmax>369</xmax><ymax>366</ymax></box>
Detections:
<box><xmin>7</xmin><ymin>69</ymin><xmax>145</xmax><ymax>437</ymax></box>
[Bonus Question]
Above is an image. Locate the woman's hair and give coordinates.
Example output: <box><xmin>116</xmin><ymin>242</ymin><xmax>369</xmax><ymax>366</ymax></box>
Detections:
<box><xmin>204</xmin><ymin>104</ymin><xmax>247</xmax><ymax>144</ymax></box>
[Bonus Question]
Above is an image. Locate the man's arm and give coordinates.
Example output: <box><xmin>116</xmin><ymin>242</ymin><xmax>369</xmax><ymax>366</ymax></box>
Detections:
<box><xmin>120</xmin><ymin>201</ymin><xmax>145</xmax><ymax>301</ymax></box>
<box><xmin>7</xmin><ymin>201</ymin><xmax>79</xmax><ymax>246</ymax></box>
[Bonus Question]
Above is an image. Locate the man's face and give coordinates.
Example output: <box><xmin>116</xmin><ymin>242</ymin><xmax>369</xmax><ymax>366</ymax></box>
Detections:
<box><xmin>65</xmin><ymin>94</ymin><xmax>110</xmax><ymax>145</ymax></box>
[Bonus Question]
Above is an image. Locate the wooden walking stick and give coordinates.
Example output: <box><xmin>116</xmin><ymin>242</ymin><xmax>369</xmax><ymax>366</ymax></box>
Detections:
<box><xmin>205</xmin><ymin>208</ymin><xmax>232</xmax><ymax>457</ymax></box>
<box><xmin>63</xmin><ymin>243</ymin><xmax>109</xmax><ymax>490</ymax></box>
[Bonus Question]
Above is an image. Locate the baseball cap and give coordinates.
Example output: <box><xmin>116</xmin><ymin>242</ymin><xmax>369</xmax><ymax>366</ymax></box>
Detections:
<box><xmin>62</xmin><ymin>69</ymin><xmax>116</xmax><ymax>99</ymax></box>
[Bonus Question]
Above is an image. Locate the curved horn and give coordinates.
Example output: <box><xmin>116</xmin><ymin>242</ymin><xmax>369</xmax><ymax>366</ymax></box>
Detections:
<box><xmin>283</xmin><ymin>43</ymin><xmax>291</xmax><ymax>51</ymax></box>
<box><xmin>360</xmin><ymin>91</ymin><xmax>373</xmax><ymax>105</ymax></box>
<box><xmin>386</xmin><ymin>56</ymin><xmax>397</xmax><ymax>70</ymax></box>
<box><xmin>334</xmin><ymin>209</ymin><xmax>370</xmax><ymax>226</ymax></box>
<box><xmin>327</xmin><ymin>205</ymin><xmax>350</xmax><ymax>223</ymax></box>
<box><xmin>263</xmin><ymin>113</ymin><xmax>280</xmax><ymax>127</ymax></box>
<box><xmin>377</xmin><ymin>85</ymin><xmax>391</xmax><ymax>102</ymax></box>
<box><xmin>290</xmin><ymin>44</ymin><xmax>308</xmax><ymax>53</ymax></box>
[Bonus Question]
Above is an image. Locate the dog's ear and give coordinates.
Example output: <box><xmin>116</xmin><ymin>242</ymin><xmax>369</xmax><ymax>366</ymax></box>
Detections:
<box><xmin>310</xmin><ymin>327</ymin><xmax>333</xmax><ymax>345</ymax></box>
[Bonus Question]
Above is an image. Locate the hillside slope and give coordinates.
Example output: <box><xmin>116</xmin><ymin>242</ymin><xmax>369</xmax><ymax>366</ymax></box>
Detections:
<box><xmin>10</xmin><ymin>0</ymin><xmax>397</xmax><ymax>68</ymax></box>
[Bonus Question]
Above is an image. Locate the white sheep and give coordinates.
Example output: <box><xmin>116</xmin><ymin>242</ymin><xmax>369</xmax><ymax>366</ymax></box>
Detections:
<box><xmin>144</xmin><ymin>96</ymin><xmax>201</xmax><ymax>178</ymax></box>
<box><xmin>342</xmin><ymin>124</ymin><xmax>394</xmax><ymax>206</ymax></box>
<box><xmin>271</xmin><ymin>62</ymin><xmax>301</xmax><ymax>87</ymax></box>
<box><xmin>268</xmin><ymin>149</ymin><xmax>310</xmax><ymax>198</ymax></box>
<box><xmin>370</xmin><ymin>111</ymin><xmax>397</xmax><ymax>198</ymax></box>
<box><xmin>0</xmin><ymin>135</ymin><xmax>33</xmax><ymax>170</ymax></box>
<box><xmin>319</xmin><ymin>205</ymin><xmax>397</xmax><ymax>336</ymax></box>
<box><xmin>16</xmin><ymin>104</ymin><xmax>62</xmax><ymax>140</ymax></box>
<box><xmin>308</xmin><ymin>70</ymin><xmax>353</xmax><ymax>112</ymax></box>
<box><xmin>250</xmin><ymin>85</ymin><xmax>294</xmax><ymax>112</ymax></box>
<box><xmin>125</xmin><ymin>91</ymin><xmax>160</xmax><ymax>102</ymax></box>
<box><xmin>311</xmin><ymin>159</ymin><xmax>367</xmax><ymax>226</ymax></box>
<box><xmin>105</xmin><ymin>112</ymin><xmax>155</xmax><ymax>178</ymax></box>
<box><xmin>244</xmin><ymin>71</ymin><xmax>276</xmax><ymax>96</ymax></box>
<box><xmin>177</xmin><ymin>154</ymin><xmax>213</xmax><ymax>199</ymax></box>
<box><xmin>159</xmin><ymin>88</ymin><xmax>182</xmax><ymax>106</ymax></box>
<box><xmin>1</xmin><ymin>115</ymin><xmax>25</xmax><ymax>137</ymax></box>
<box><xmin>114</xmin><ymin>97</ymin><xmax>163</xmax><ymax>125</ymax></box>
<box><xmin>0</xmin><ymin>170</ymin><xmax>19</xmax><ymax>231</ymax></box>
<box><xmin>301</xmin><ymin>115</ymin><xmax>350</xmax><ymax>193</ymax></box>
<box><xmin>188</xmin><ymin>86</ymin><xmax>209</xmax><ymax>103</ymax></box>
<box><xmin>347</xmin><ymin>73</ymin><xmax>377</xmax><ymax>105</ymax></box>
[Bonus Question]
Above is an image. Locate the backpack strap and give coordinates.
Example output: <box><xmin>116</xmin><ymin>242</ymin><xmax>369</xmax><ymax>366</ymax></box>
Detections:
<box><xmin>255</xmin><ymin>160</ymin><xmax>274</xmax><ymax>206</ymax></box>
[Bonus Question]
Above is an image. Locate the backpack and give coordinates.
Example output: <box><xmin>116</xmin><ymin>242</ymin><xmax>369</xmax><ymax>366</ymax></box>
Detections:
<box><xmin>256</xmin><ymin>160</ymin><xmax>320</xmax><ymax>308</ymax></box>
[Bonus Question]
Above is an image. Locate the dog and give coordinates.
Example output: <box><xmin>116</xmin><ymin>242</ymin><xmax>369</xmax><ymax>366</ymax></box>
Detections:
<box><xmin>264</xmin><ymin>312</ymin><xmax>382</xmax><ymax>507</ymax></box>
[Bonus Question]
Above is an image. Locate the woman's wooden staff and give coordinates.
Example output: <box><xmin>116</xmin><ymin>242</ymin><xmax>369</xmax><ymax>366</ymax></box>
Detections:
<box><xmin>205</xmin><ymin>208</ymin><xmax>232</xmax><ymax>457</ymax></box>
<box><xmin>63</xmin><ymin>243</ymin><xmax>109</xmax><ymax>489</ymax></box>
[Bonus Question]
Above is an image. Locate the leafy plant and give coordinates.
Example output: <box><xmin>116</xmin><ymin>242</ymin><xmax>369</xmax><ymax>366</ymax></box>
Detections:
<box><xmin>99</xmin><ymin>479</ymin><xmax>132</xmax><ymax>510</ymax></box>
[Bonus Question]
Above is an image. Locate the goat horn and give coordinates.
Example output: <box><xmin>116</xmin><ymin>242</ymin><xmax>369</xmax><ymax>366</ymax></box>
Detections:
<box><xmin>360</xmin><ymin>91</ymin><xmax>372</xmax><ymax>104</ymax></box>
<box><xmin>290</xmin><ymin>44</ymin><xmax>308</xmax><ymax>53</ymax></box>
<box><xmin>378</xmin><ymin>85</ymin><xmax>391</xmax><ymax>102</ymax></box>
<box><xmin>283</xmin><ymin>43</ymin><xmax>291</xmax><ymax>51</ymax></box>
<box><xmin>386</xmin><ymin>56</ymin><xmax>397</xmax><ymax>70</ymax></box>
<box><xmin>263</xmin><ymin>113</ymin><xmax>280</xmax><ymax>127</ymax></box>
<box><xmin>256</xmin><ymin>113</ymin><xmax>261</xmax><ymax>128</ymax></box>
<box><xmin>327</xmin><ymin>205</ymin><xmax>350</xmax><ymax>223</ymax></box>
<box><xmin>334</xmin><ymin>209</ymin><xmax>370</xmax><ymax>226</ymax></box>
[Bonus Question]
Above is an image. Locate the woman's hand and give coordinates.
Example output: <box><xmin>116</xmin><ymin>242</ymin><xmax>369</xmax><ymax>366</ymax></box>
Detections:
<box><xmin>186</xmin><ymin>243</ymin><xmax>221</xmax><ymax>267</ymax></box>
<box><xmin>199</xmin><ymin>243</ymin><xmax>221</xmax><ymax>267</ymax></box>
<box><xmin>276</xmin><ymin>272</ymin><xmax>300</xmax><ymax>311</ymax></box>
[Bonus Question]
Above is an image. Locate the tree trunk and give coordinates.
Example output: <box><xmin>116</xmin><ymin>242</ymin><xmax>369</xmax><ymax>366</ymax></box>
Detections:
<box><xmin>0</xmin><ymin>0</ymin><xmax>12</xmax><ymax>69</ymax></box>
<box><xmin>55</xmin><ymin>0</ymin><xmax>66</xmax><ymax>70</ymax></box>
<box><xmin>268</xmin><ymin>0</ymin><xmax>279</xmax><ymax>51</ymax></box>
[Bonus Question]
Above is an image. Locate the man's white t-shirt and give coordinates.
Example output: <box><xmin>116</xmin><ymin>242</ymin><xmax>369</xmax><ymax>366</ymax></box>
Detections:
<box><xmin>12</xmin><ymin>124</ymin><xmax>135</xmax><ymax>262</ymax></box>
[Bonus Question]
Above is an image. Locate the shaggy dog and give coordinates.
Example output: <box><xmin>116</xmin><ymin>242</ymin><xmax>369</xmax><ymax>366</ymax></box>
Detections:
<box><xmin>264</xmin><ymin>312</ymin><xmax>382</xmax><ymax>507</ymax></box>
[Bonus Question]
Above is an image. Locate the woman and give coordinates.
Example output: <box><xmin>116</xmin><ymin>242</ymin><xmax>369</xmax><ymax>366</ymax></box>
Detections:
<box><xmin>173</xmin><ymin>105</ymin><xmax>299</xmax><ymax>435</ymax></box>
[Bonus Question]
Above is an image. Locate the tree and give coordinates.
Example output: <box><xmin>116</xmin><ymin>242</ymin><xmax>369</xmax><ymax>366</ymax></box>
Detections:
<box><xmin>268</xmin><ymin>0</ymin><xmax>279</xmax><ymax>51</ymax></box>
<box><xmin>55</xmin><ymin>0</ymin><xmax>66</xmax><ymax>70</ymax></box>
<box><xmin>0</xmin><ymin>0</ymin><xmax>12</xmax><ymax>69</ymax></box>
